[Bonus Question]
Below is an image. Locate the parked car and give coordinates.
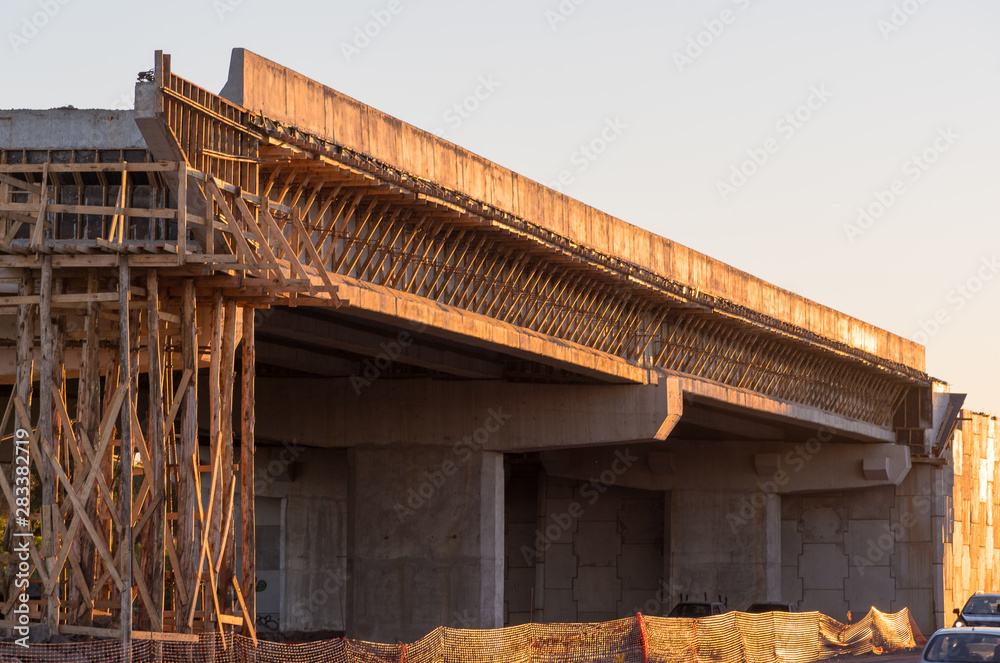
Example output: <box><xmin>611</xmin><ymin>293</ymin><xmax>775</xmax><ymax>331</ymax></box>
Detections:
<box><xmin>953</xmin><ymin>593</ymin><xmax>1000</xmax><ymax>628</ymax></box>
<box><xmin>667</xmin><ymin>601</ymin><xmax>726</xmax><ymax>618</ymax></box>
<box><xmin>745</xmin><ymin>601</ymin><xmax>798</xmax><ymax>614</ymax></box>
<box><xmin>920</xmin><ymin>626</ymin><xmax>1000</xmax><ymax>662</ymax></box>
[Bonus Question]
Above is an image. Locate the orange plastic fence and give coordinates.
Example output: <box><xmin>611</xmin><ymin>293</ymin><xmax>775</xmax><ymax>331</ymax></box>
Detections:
<box><xmin>0</xmin><ymin>607</ymin><xmax>923</xmax><ymax>663</ymax></box>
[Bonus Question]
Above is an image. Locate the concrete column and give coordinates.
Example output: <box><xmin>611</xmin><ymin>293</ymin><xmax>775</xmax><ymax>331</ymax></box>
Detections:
<box><xmin>668</xmin><ymin>488</ymin><xmax>781</xmax><ymax>611</ymax></box>
<box><xmin>347</xmin><ymin>444</ymin><xmax>504</xmax><ymax>643</ymax></box>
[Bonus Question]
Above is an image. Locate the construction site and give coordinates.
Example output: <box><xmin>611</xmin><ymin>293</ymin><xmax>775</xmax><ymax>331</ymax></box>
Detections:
<box><xmin>0</xmin><ymin>49</ymin><xmax>997</xmax><ymax>662</ymax></box>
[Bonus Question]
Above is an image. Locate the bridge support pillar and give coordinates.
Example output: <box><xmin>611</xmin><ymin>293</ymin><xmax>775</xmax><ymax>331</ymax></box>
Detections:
<box><xmin>669</xmin><ymin>487</ymin><xmax>781</xmax><ymax>610</ymax></box>
<box><xmin>346</xmin><ymin>444</ymin><xmax>504</xmax><ymax>642</ymax></box>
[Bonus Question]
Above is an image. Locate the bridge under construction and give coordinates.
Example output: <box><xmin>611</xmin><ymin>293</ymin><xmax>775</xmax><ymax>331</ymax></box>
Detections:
<box><xmin>0</xmin><ymin>49</ymin><xmax>992</xmax><ymax>650</ymax></box>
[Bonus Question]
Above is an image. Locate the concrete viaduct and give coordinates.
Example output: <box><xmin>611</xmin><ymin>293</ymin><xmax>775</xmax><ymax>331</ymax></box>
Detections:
<box><xmin>0</xmin><ymin>49</ymin><xmax>955</xmax><ymax>644</ymax></box>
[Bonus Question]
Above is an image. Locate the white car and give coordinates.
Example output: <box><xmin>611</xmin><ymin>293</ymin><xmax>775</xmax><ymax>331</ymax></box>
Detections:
<box><xmin>921</xmin><ymin>627</ymin><xmax>1000</xmax><ymax>663</ymax></box>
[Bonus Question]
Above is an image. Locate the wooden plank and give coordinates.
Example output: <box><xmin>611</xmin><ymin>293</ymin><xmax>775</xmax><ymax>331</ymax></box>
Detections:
<box><xmin>213</xmin><ymin>613</ymin><xmax>243</xmax><ymax>627</ymax></box>
<box><xmin>259</xmin><ymin>205</ymin><xmax>312</xmax><ymax>284</ymax></box>
<box><xmin>289</xmin><ymin>208</ymin><xmax>336</xmax><ymax>289</ymax></box>
<box><xmin>50</xmin><ymin>507</ymin><xmax>95</xmax><ymax>615</ymax></box>
<box><xmin>204</xmin><ymin>179</ymin><xmax>256</xmax><ymax>264</ymax></box>
<box><xmin>0</xmin><ymin>163</ymin><xmax>177</xmax><ymax>173</ymax></box>
<box><xmin>163</xmin><ymin>528</ymin><xmax>189</xmax><ymax>607</ymax></box>
<box><xmin>132</xmin><ymin>630</ymin><xmax>200</xmax><ymax>643</ymax></box>
<box><xmin>29</xmin><ymin>161</ymin><xmax>49</xmax><ymax>249</ymax></box>
<box><xmin>186</xmin><ymin>448</ymin><xmax>226</xmax><ymax>649</ymax></box>
<box><xmin>0</xmin><ymin>172</ymin><xmax>43</xmax><ymax>195</ymax></box>
<box><xmin>232</xmin><ymin>575</ymin><xmax>257</xmax><ymax>645</ymax></box>
<box><xmin>185</xmin><ymin>444</ymin><xmax>218</xmax><ymax>627</ymax></box>
<box><xmin>0</xmin><ymin>292</ymin><xmax>122</xmax><ymax>306</ymax></box>
<box><xmin>232</xmin><ymin>195</ymin><xmax>284</xmax><ymax>285</ymax></box>
<box><xmin>131</xmin><ymin>556</ymin><xmax>163</xmax><ymax>632</ymax></box>
<box><xmin>163</xmin><ymin>369</ymin><xmax>192</xmax><ymax>433</ymax></box>
<box><xmin>177</xmin><ymin>161</ymin><xmax>188</xmax><ymax>263</ymax></box>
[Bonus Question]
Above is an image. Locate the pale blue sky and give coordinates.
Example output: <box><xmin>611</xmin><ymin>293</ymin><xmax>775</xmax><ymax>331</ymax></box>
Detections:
<box><xmin>2</xmin><ymin>0</ymin><xmax>998</xmax><ymax>412</ymax></box>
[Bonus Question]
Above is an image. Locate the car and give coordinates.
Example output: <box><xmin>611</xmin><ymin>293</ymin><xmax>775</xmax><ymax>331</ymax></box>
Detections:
<box><xmin>954</xmin><ymin>593</ymin><xmax>1000</xmax><ymax>628</ymax></box>
<box><xmin>920</xmin><ymin>626</ymin><xmax>1000</xmax><ymax>662</ymax></box>
<box><xmin>745</xmin><ymin>601</ymin><xmax>798</xmax><ymax>614</ymax></box>
<box><xmin>667</xmin><ymin>601</ymin><xmax>726</xmax><ymax>618</ymax></box>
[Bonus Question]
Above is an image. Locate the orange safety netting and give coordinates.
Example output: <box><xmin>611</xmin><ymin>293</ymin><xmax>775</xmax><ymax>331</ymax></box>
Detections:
<box><xmin>0</xmin><ymin>607</ymin><xmax>924</xmax><ymax>663</ymax></box>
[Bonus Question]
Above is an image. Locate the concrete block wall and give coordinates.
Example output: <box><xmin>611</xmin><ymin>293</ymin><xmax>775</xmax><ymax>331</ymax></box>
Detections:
<box><xmin>504</xmin><ymin>465</ymin><xmax>664</xmax><ymax>624</ymax></box>
<box><xmin>945</xmin><ymin>412</ymin><xmax>1000</xmax><ymax>619</ymax></box>
<box><xmin>254</xmin><ymin>445</ymin><xmax>348</xmax><ymax>634</ymax></box>
<box><xmin>780</xmin><ymin>465</ymin><xmax>949</xmax><ymax>635</ymax></box>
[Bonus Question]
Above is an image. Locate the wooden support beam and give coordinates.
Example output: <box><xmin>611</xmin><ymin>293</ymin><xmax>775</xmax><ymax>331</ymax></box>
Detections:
<box><xmin>178</xmin><ymin>279</ymin><xmax>197</xmax><ymax>630</ymax></box>
<box><xmin>232</xmin><ymin>575</ymin><xmax>257</xmax><ymax>645</ymax></box>
<box><xmin>29</xmin><ymin>161</ymin><xmax>49</xmax><ymax>249</ymax></box>
<box><xmin>240</xmin><ymin>306</ymin><xmax>256</xmax><ymax>630</ymax></box>
<box><xmin>119</xmin><ymin>257</ymin><xmax>134</xmax><ymax>653</ymax></box>
<box><xmin>38</xmin><ymin>256</ymin><xmax>58</xmax><ymax>632</ymax></box>
<box><xmin>21</xmin><ymin>395</ymin><xmax>125</xmax><ymax>592</ymax></box>
<box><xmin>208</xmin><ymin>290</ymin><xmax>224</xmax><ymax>589</ymax></box>
<box><xmin>177</xmin><ymin>161</ymin><xmax>187</xmax><ymax>263</ymax></box>
<box><xmin>219</xmin><ymin>299</ymin><xmax>237</xmax><ymax>612</ymax></box>
<box><xmin>142</xmin><ymin>269</ymin><xmax>166</xmax><ymax>631</ymax></box>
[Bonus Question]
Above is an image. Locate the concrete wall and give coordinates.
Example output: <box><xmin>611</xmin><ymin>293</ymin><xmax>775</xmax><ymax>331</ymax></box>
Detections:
<box><xmin>780</xmin><ymin>462</ymin><xmax>948</xmax><ymax>635</ymax></box>
<box><xmin>505</xmin><ymin>465</ymin><xmax>665</xmax><ymax>624</ymax></box>
<box><xmin>346</xmin><ymin>444</ymin><xmax>504</xmax><ymax>643</ymax></box>
<box><xmin>945</xmin><ymin>412</ymin><xmax>1000</xmax><ymax>617</ymax></box>
<box><xmin>255</xmin><ymin>445</ymin><xmax>348</xmax><ymax>634</ymax></box>
<box><xmin>0</xmin><ymin>109</ymin><xmax>146</xmax><ymax>149</ymax></box>
<box><xmin>219</xmin><ymin>47</ymin><xmax>924</xmax><ymax>372</ymax></box>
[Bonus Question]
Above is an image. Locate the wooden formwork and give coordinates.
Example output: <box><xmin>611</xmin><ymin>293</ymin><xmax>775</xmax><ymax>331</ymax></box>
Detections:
<box><xmin>0</xmin><ymin>259</ymin><xmax>258</xmax><ymax>642</ymax></box>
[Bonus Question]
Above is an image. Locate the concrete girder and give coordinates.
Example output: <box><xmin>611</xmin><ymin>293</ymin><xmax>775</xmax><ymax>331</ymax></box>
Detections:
<box><xmin>254</xmin><ymin>376</ymin><xmax>683</xmax><ymax>452</ymax></box>
<box><xmin>259</xmin><ymin>308</ymin><xmax>503</xmax><ymax>380</ymax></box>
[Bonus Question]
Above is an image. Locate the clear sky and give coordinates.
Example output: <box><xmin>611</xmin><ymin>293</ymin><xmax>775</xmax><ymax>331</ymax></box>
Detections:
<box><xmin>2</xmin><ymin>0</ymin><xmax>998</xmax><ymax>413</ymax></box>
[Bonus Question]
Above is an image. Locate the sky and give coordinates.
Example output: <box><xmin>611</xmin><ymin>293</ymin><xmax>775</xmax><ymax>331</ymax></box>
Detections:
<box><xmin>2</xmin><ymin>0</ymin><xmax>999</xmax><ymax>413</ymax></box>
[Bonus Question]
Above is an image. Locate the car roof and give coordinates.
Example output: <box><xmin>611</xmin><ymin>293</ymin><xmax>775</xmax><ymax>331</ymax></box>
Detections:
<box><xmin>931</xmin><ymin>627</ymin><xmax>1000</xmax><ymax>636</ymax></box>
<box><xmin>965</xmin><ymin>594</ymin><xmax>1000</xmax><ymax>599</ymax></box>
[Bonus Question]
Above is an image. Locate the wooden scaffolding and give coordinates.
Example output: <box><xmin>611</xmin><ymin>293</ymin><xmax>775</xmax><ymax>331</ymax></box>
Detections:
<box><xmin>0</xmin><ymin>52</ymin><xmax>341</xmax><ymax>644</ymax></box>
